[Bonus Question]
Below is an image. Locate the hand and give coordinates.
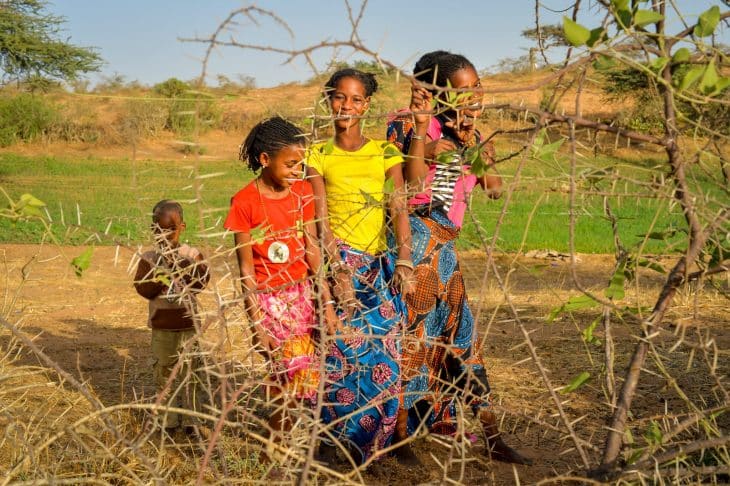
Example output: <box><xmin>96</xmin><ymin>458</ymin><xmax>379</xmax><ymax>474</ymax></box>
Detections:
<box><xmin>409</xmin><ymin>81</ymin><xmax>433</xmax><ymax>126</ymax></box>
<box><xmin>393</xmin><ymin>265</ymin><xmax>415</xmax><ymax>296</ymax></box>
<box><xmin>426</xmin><ymin>138</ymin><xmax>457</xmax><ymax>161</ymax></box>
<box><xmin>252</xmin><ymin>323</ymin><xmax>274</xmax><ymax>358</ymax></box>
<box><xmin>443</xmin><ymin>116</ymin><xmax>477</xmax><ymax>146</ymax></box>
<box><xmin>333</xmin><ymin>271</ymin><xmax>360</xmax><ymax>319</ymax></box>
<box><xmin>323</xmin><ymin>303</ymin><xmax>343</xmax><ymax>335</ymax></box>
<box><xmin>480</xmin><ymin>140</ymin><xmax>496</xmax><ymax>163</ymax></box>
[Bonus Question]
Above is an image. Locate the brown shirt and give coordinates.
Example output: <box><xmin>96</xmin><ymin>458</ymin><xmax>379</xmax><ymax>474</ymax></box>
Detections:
<box><xmin>134</xmin><ymin>244</ymin><xmax>209</xmax><ymax>330</ymax></box>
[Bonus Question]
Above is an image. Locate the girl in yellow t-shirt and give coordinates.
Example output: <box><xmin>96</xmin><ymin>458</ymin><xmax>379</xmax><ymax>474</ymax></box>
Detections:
<box><xmin>306</xmin><ymin>68</ymin><xmax>414</xmax><ymax>466</ymax></box>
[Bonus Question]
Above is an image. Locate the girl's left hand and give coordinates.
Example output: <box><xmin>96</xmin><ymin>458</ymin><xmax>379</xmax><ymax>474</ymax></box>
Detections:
<box><xmin>393</xmin><ymin>265</ymin><xmax>415</xmax><ymax>296</ymax></box>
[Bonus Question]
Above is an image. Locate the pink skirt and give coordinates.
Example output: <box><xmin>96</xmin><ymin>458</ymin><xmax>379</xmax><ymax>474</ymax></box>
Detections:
<box><xmin>256</xmin><ymin>281</ymin><xmax>319</xmax><ymax>402</ymax></box>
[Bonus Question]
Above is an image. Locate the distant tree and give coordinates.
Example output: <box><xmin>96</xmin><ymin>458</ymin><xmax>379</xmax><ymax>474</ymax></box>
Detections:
<box><xmin>521</xmin><ymin>23</ymin><xmax>569</xmax><ymax>50</ymax></box>
<box><xmin>0</xmin><ymin>0</ymin><xmax>102</xmax><ymax>85</ymax></box>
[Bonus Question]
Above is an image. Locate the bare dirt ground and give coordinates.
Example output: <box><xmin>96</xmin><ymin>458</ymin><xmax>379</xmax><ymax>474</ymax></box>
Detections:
<box><xmin>2</xmin><ymin>243</ymin><xmax>728</xmax><ymax>484</ymax></box>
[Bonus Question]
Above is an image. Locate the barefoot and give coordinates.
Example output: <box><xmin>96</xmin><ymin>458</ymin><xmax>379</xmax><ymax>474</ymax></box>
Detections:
<box><xmin>479</xmin><ymin>410</ymin><xmax>533</xmax><ymax>465</ymax></box>
<box><xmin>393</xmin><ymin>441</ymin><xmax>422</xmax><ymax>466</ymax></box>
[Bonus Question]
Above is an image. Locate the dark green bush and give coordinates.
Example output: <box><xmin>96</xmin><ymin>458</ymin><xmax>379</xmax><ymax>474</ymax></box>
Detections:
<box><xmin>0</xmin><ymin>94</ymin><xmax>59</xmax><ymax>146</ymax></box>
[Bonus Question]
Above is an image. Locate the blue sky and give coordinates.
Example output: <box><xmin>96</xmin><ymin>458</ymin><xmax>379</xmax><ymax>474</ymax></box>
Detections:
<box><xmin>51</xmin><ymin>1</ymin><xmax>727</xmax><ymax>88</ymax></box>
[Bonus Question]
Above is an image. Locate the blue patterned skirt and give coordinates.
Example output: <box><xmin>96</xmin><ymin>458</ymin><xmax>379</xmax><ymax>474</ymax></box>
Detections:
<box><xmin>320</xmin><ymin>244</ymin><xmax>404</xmax><ymax>463</ymax></box>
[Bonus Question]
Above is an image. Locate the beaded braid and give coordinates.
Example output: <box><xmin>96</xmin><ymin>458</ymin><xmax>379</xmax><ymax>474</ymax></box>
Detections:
<box><xmin>240</xmin><ymin>116</ymin><xmax>306</xmax><ymax>172</ymax></box>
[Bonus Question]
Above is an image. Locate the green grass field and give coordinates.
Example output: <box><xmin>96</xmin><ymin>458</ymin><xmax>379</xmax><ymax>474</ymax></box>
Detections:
<box><xmin>0</xmin><ymin>151</ymin><xmax>720</xmax><ymax>253</ymax></box>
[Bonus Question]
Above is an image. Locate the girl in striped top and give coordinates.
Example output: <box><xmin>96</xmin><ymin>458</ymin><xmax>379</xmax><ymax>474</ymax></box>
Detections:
<box><xmin>387</xmin><ymin>51</ymin><xmax>530</xmax><ymax>465</ymax></box>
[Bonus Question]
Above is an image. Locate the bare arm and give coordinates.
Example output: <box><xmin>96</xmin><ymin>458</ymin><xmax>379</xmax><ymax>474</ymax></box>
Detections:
<box><xmin>404</xmin><ymin>83</ymin><xmax>433</xmax><ymax>189</ymax></box>
<box><xmin>306</xmin><ymin>167</ymin><xmax>339</xmax><ymax>261</ymax></box>
<box><xmin>233</xmin><ymin>232</ymin><xmax>271</xmax><ymax>353</ymax></box>
<box><xmin>303</xmin><ymin>218</ymin><xmax>341</xmax><ymax>334</ymax></box>
<box><xmin>306</xmin><ymin>166</ymin><xmax>358</xmax><ymax>317</ymax></box>
<box><xmin>477</xmin><ymin>141</ymin><xmax>503</xmax><ymax>199</ymax></box>
<box><xmin>133</xmin><ymin>256</ymin><xmax>166</xmax><ymax>300</ymax></box>
<box><xmin>387</xmin><ymin>163</ymin><xmax>415</xmax><ymax>295</ymax></box>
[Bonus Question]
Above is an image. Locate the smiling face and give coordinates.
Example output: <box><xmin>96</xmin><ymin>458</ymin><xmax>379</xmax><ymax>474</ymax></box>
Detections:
<box><xmin>328</xmin><ymin>76</ymin><xmax>370</xmax><ymax>132</ymax></box>
<box><xmin>154</xmin><ymin>210</ymin><xmax>184</xmax><ymax>248</ymax></box>
<box><xmin>260</xmin><ymin>143</ymin><xmax>305</xmax><ymax>189</ymax></box>
<box><xmin>440</xmin><ymin>66</ymin><xmax>483</xmax><ymax>142</ymax></box>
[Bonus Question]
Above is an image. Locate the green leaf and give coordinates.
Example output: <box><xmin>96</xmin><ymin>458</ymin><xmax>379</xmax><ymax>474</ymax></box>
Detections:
<box><xmin>644</xmin><ymin>420</ymin><xmax>663</xmax><ymax>445</ymax></box>
<box><xmin>71</xmin><ymin>247</ymin><xmax>94</xmax><ymax>277</ymax></box>
<box><xmin>639</xmin><ymin>226</ymin><xmax>678</xmax><ymax>241</ymax></box>
<box><xmin>250</xmin><ymin>224</ymin><xmax>269</xmax><ymax>245</ymax></box>
<box><xmin>563</xmin><ymin>17</ymin><xmax>591</xmax><ymax>47</ymax></box>
<box><xmin>605</xmin><ymin>260</ymin><xmax>627</xmax><ymax>300</ymax></box>
<box><xmin>153</xmin><ymin>270</ymin><xmax>171</xmax><ymax>287</ymax></box>
<box><xmin>582</xmin><ymin>317</ymin><xmax>602</xmax><ymax>346</ymax></box>
<box><xmin>624</xmin><ymin>305</ymin><xmax>652</xmax><ymax>315</ymax></box>
<box><xmin>633</xmin><ymin>9</ymin><xmax>664</xmax><ymax>27</ymax></box>
<box><xmin>534</xmin><ymin>138</ymin><xmax>565</xmax><ymax>162</ymax></box>
<box><xmin>547</xmin><ymin>294</ymin><xmax>599</xmax><ymax>322</ymax></box>
<box><xmin>593</xmin><ymin>54</ymin><xmax>616</xmax><ymax>71</ymax></box>
<box><xmin>383</xmin><ymin>177</ymin><xmax>395</xmax><ymax>195</ymax></box>
<box><xmin>671</xmin><ymin>47</ymin><xmax>691</xmax><ymax>64</ymax></box>
<box><xmin>678</xmin><ymin>65</ymin><xmax>705</xmax><ymax>91</ymax></box>
<box><xmin>587</xmin><ymin>27</ymin><xmax>606</xmax><ymax>47</ymax></box>
<box><xmin>709</xmin><ymin>76</ymin><xmax>730</xmax><ymax>97</ymax></box>
<box><xmin>649</xmin><ymin>56</ymin><xmax>669</xmax><ymax>73</ymax></box>
<box><xmin>699</xmin><ymin>59</ymin><xmax>719</xmax><ymax>95</ymax></box>
<box><xmin>436</xmin><ymin>150</ymin><xmax>461</xmax><ymax>165</ymax></box>
<box><xmin>611</xmin><ymin>0</ymin><xmax>633</xmax><ymax>28</ymax></box>
<box><xmin>321</xmin><ymin>139</ymin><xmax>335</xmax><ymax>155</ymax></box>
<box><xmin>694</xmin><ymin>5</ymin><xmax>720</xmax><ymax>37</ymax></box>
<box><xmin>561</xmin><ymin>371</ymin><xmax>591</xmax><ymax>393</ymax></box>
<box><xmin>17</xmin><ymin>193</ymin><xmax>47</xmax><ymax>219</ymax></box>
<box><xmin>636</xmin><ymin>258</ymin><xmax>665</xmax><ymax>274</ymax></box>
<box><xmin>360</xmin><ymin>189</ymin><xmax>382</xmax><ymax>207</ymax></box>
<box><xmin>383</xmin><ymin>143</ymin><xmax>401</xmax><ymax>159</ymax></box>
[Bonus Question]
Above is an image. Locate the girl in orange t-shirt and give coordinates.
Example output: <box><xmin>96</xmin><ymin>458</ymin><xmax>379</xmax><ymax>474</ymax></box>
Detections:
<box><xmin>225</xmin><ymin>116</ymin><xmax>339</xmax><ymax>448</ymax></box>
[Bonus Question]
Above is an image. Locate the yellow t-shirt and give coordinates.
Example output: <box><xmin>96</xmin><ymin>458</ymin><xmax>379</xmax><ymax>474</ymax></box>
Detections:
<box><xmin>307</xmin><ymin>139</ymin><xmax>404</xmax><ymax>253</ymax></box>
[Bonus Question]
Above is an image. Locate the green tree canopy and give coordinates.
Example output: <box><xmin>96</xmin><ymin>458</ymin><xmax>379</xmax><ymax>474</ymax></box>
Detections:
<box><xmin>0</xmin><ymin>0</ymin><xmax>102</xmax><ymax>84</ymax></box>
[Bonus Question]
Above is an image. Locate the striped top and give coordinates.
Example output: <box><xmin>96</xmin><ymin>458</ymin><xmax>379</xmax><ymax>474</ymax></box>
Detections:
<box><xmin>386</xmin><ymin>114</ymin><xmax>479</xmax><ymax>228</ymax></box>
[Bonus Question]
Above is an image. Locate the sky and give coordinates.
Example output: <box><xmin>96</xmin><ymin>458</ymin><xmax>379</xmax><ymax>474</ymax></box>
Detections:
<box><xmin>50</xmin><ymin>0</ymin><xmax>728</xmax><ymax>89</ymax></box>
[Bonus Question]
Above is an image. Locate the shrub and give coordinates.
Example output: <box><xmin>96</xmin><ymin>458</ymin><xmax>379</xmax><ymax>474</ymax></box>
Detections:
<box><xmin>152</xmin><ymin>78</ymin><xmax>221</xmax><ymax>136</ymax></box>
<box><xmin>0</xmin><ymin>94</ymin><xmax>59</xmax><ymax>146</ymax></box>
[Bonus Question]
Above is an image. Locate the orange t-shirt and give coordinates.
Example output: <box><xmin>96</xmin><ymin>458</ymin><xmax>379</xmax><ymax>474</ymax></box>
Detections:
<box><xmin>224</xmin><ymin>179</ymin><xmax>315</xmax><ymax>290</ymax></box>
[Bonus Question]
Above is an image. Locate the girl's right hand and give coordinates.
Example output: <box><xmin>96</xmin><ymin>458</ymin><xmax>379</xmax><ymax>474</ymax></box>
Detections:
<box><xmin>333</xmin><ymin>271</ymin><xmax>360</xmax><ymax>319</ymax></box>
<box><xmin>323</xmin><ymin>302</ymin><xmax>343</xmax><ymax>335</ymax></box>
<box><xmin>426</xmin><ymin>138</ymin><xmax>457</xmax><ymax>161</ymax></box>
<box><xmin>252</xmin><ymin>324</ymin><xmax>273</xmax><ymax>358</ymax></box>
<box><xmin>410</xmin><ymin>82</ymin><xmax>433</xmax><ymax>126</ymax></box>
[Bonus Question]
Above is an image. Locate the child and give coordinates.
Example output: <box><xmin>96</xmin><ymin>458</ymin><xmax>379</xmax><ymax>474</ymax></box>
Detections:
<box><xmin>224</xmin><ymin>116</ymin><xmax>339</xmax><ymax>454</ymax></box>
<box><xmin>134</xmin><ymin>199</ymin><xmax>210</xmax><ymax>435</ymax></box>
<box><xmin>306</xmin><ymin>68</ymin><xmax>414</xmax><ymax>465</ymax></box>
<box><xmin>386</xmin><ymin>52</ymin><xmax>529</xmax><ymax>465</ymax></box>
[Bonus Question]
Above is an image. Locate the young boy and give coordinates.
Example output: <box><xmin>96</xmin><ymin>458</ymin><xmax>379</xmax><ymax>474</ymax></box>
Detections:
<box><xmin>134</xmin><ymin>199</ymin><xmax>210</xmax><ymax>435</ymax></box>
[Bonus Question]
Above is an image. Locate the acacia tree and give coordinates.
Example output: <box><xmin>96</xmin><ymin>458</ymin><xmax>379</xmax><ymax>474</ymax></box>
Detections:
<box><xmin>0</xmin><ymin>0</ymin><xmax>102</xmax><ymax>85</ymax></box>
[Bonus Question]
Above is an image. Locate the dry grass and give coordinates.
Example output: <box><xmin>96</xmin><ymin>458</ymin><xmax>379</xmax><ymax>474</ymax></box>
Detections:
<box><xmin>1</xmin><ymin>243</ymin><xmax>728</xmax><ymax>484</ymax></box>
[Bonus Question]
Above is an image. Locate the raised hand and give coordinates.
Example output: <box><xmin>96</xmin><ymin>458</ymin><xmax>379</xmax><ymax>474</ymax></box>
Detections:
<box><xmin>409</xmin><ymin>81</ymin><xmax>433</xmax><ymax>127</ymax></box>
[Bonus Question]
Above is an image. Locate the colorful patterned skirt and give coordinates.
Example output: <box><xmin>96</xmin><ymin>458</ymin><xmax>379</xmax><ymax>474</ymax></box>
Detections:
<box><xmin>320</xmin><ymin>244</ymin><xmax>404</xmax><ymax>463</ymax></box>
<box><xmin>399</xmin><ymin>208</ymin><xmax>491</xmax><ymax>436</ymax></box>
<box><xmin>256</xmin><ymin>280</ymin><xmax>319</xmax><ymax>403</ymax></box>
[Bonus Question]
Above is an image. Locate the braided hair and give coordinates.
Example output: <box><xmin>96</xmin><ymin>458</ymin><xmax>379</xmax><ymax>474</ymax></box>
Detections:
<box><xmin>324</xmin><ymin>68</ymin><xmax>379</xmax><ymax>99</ymax></box>
<box><xmin>152</xmin><ymin>199</ymin><xmax>183</xmax><ymax>224</ymax></box>
<box><xmin>239</xmin><ymin>116</ymin><xmax>305</xmax><ymax>172</ymax></box>
<box><xmin>415</xmin><ymin>52</ymin><xmax>476</xmax><ymax>91</ymax></box>
<box><xmin>413</xmin><ymin>50</ymin><xmax>451</xmax><ymax>84</ymax></box>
